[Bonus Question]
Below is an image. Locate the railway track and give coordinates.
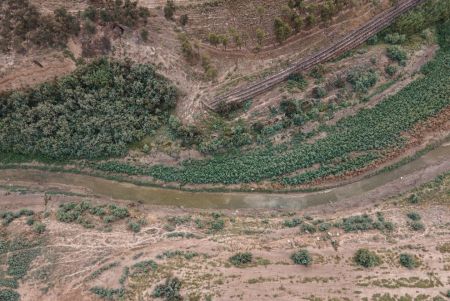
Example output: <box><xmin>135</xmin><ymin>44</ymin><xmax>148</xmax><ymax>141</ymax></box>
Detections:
<box><xmin>208</xmin><ymin>0</ymin><xmax>427</xmax><ymax>110</ymax></box>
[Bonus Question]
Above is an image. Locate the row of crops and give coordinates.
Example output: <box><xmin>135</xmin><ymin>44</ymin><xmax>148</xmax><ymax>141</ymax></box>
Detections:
<box><xmin>96</xmin><ymin>24</ymin><xmax>450</xmax><ymax>185</ymax></box>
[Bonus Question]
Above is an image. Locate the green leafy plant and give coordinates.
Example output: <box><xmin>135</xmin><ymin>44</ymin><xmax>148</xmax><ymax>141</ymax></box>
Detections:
<box><xmin>291</xmin><ymin>249</ymin><xmax>312</xmax><ymax>266</ymax></box>
<box><xmin>229</xmin><ymin>252</ymin><xmax>253</xmax><ymax>267</ymax></box>
<box><xmin>152</xmin><ymin>277</ymin><xmax>182</xmax><ymax>301</ymax></box>
<box><xmin>399</xmin><ymin>253</ymin><xmax>418</xmax><ymax>269</ymax></box>
<box><xmin>354</xmin><ymin>248</ymin><xmax>381</xmax><ymax>268</ymax></box>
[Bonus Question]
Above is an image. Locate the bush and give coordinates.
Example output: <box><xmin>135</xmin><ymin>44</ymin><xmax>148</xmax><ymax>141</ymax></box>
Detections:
<box><xmin>408</xmin><ymin>194</ymin><xmax>420</xmax><ymax>204</ymax></box>
<box><xmin>399</xmin><ymin>253</ymin><xmax>417</xmax><ymax>269</ymax></box>
<box><xmin>301</xmin><ymin>223</ymin><xmax>316</xmax><ymax>233</ymax></box>
<box><xmin>128</xmin><ymin>221</ymin><xmax>141</xmax><ymax>233</ymax></box>
<box><xmin>132</xmin><ymin>260</ymin><xmax>158</xmax><ymax>274</ymax></box>
<box><xmin>354</xmin><ymin>248</ymin><xmax>381</xmax><ymax>268</ymax></box>
<box><xmin>283</xmin><ymin>217</ymin><xmax>302</xmax><ymax>228</ymax></box>
<box><xmin>406</xmin><ymin>211</ymin><xmax>421</xmax><ymax>221</ymax></box>
<box><xmin>291</xmin><ymin>249</ymin><xmax>312</xmax><ymax>266</ymax></box>
<box><xmin>209</xmin><ymin>219</ymin><xmax>225</xmax><ymax>232</ymax></box>
<box><xmin>409</xmin><ymin>221</ymin><xmax>425</xmax><ymax>231</ymax></box>
<box><xmin>152</xmin><ymin>277</ymin><xmax>182</xmax><ymax>301</ymax></box>
<box><xmin>90</xmin><ymin>287</ymin><xmax>124</xmax><ymax>299</ymax></box>
<box><xmin>229</xmin><ymin>252</ymin><xmax>253</xmax><ymax>267</ymax></box>
<box><xmin>384</xmin><ymin>33</ymin><xmax>406</xmax><ymax>44</ymax></box>
<box><xmin>385</xmin><ymin>65</ymin><xmax>397</xmax><ymax>77</ymax></box>
<box><xmin>179</xmin><ymin>14</ymin><xmax>188</xmax><ymax>26</ymax></box>
<box><xmin>0</xmin><ymin>289</ymin><xmax>20</xmax><ymax>301</ymax></box>
<box><xmin>347</xmin><ymin>68</ymin><xmax>378</xmax><ymax>93</ymax></box>
<box><xmin>386</xmin><ymin>45</ymin><xmax>407</xmax><ymax>64</ymax></box>
<box><xmin>33</xmin><ymin>222</ymin><xmax>46</xmax><ymax>234</ymax></box>
<box><xmin>318</xmin><ymin>222</ymin><xmax>332</xmax><ymax>232</ymax></box>
<box><xmin>312</xmin><ymin>86</ymin><xmax>327</xmax><ymax>98</ymax></box>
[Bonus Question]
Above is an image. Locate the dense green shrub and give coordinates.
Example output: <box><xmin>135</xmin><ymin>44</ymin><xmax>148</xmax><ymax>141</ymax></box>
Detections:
<box><xmin>408</xmin><ymin>221</ymin><xmax>425</xmax><ymax>231</ymax></box>
<box><xmin>406</xmin><ymin>212</ymin><xmax>421</xmax><ymax>221</ymax></box>
<box><xmin>152</xmin><ymin>277</ymin><xmax>182</xmax><ymax>301</ymax></box>
<box><xmin>385</xmin><ymin>65</ymin><xmax>397</xmax><ymax>77</ymax></box>
<box><xmin>0</xmin><ymin>289</ymin><xmax>20</xmax><ymax>301</ymax></box>
<box><xmin>384</xmin><ymin>33</ymin><xmax>406</xmax><ymax>44</ymax></box>
<box><xmin>399</xmin><ymin>253</ymin><xmax>418</xmax><ymax>269</ymax></box>
<box><xmin>0</xmin><ymin>59</ymin><xmax>177</xmax><ymax>160</ymax></box>
<box><xmin>33</xmin><ymin>222</ymin><xmax>46</xmax><ymax>234</ymax></box>
<box><xmin>0</xmin><ymin>279</ymin><xmax>18</xmax><ymax>289</ymax></box>
<box><xmin>437</xmin><ymin>20</ymin><xmax>450</xmax><ymax>50</ymax></box>
<box><xmin>408</xmin><ymin>193</ymin><xmax>420</xmax><ymax>204</ymax></box>
<box><xmin>57</xmin><ymin>201</ymin><xmax>129</xmax><ymax>227</ymax></box>
<box><xmin>0</xmin><ymin>209</ymin><xmax>34</xmax><ymax>226</ymax></box>
<box><xmin>301</xmin><ymin>223</ymin><xmax>316</xmax><ymax>233</ymax></box>
<box><xmin>337</xmin><ymin>214</ymin><xmax>393</xmax><ymax>233</ymax></box>
<box><xmin>87</xmin><ymin>262</ymin><xmax>120</xmax><ymax>281</ymax></box>
<box><xmin>386</xmin><ymin>45</ymin><xmax>407</xmax><ymax>64</ymax></box>
<box><xmin>128</xmin><ymin>221</ymin><xmax>141</xmax><ymax>233</ymax></box>
<box><xmin>157</xmin><ymin>250</ymin><xmax>198</xmax><ymax>260</ymax></box>
<box><xmin>291</xmin><ymin>249</ymin><xmax>312</xmax><ymax>266</ymax></box>
<box><xmin>209</xmin><ymin>218</ymin><xmax>225</xmax><ymax>232</ymax></box>
<box><xmin>312</xmin><ymin>86</ymin><xmax>327</xmax><ymax>98</ymax></box>
<box><xmin>229</xmin><ymin>252</ymin><xmax>253</xmax><ymax>267</ymax></box>
<box><xmin>90</xmin><ymin>287</ymin><xmax>125</xmax><ymax>299</ymax></box>
<box><xmin>318</xmin><ymin>222</ymin><xmax>332</xmax><ymax>232</ymax></box>
<box><xmin>132</xmin><ymin>260</ymin><xmax>158</xmax><ymax>274</ymax></box>
<box><xmin>346</xmin><ymin>68</ymin><xmax>378</xmax><ymax>93</ymax></box>
<box><xmin>354</xmin><ymin>248</ymin><xmax>381</xmax><ymax>268</ymax></box>
<box><xmin>7</xmin><ymin>249</ymin><xmax>40</xmax><ymax>279</ymax></box>
<box><xmin>283</xmin><ymin>217</ymin><xmax>302</xmax><ymax>228</ymax></box>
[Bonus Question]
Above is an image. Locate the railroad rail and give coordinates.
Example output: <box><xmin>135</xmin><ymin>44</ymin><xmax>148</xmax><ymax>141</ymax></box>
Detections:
<box><xmin>208</xmin><ymin>0</ymin><xmax>427</xmax><ymax>110</ymax></box>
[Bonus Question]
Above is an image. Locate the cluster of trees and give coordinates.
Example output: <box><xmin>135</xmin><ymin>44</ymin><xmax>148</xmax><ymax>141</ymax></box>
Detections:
<box><xmin>0</xmin><ymin>58</ymin><xmax>177</xmax><ymax>160</ymax></box>
<box><xmin>0</xmin><ymin>0</ymin><xmax>150</xmax><ymax>54</ymax></box>
<box><xmin>82</xmin><ymin>0</ymin><xmax>150</xmax><ymax>28</ymax></box>
<box><xmin>206</xmin><ymin>28</ymin><xmax>245</xmax><ymax>50</ymax></box>
<box><xmin>273</xmin><ymin>0</ymin><xmax>354</xmax><ymax>43</ymax></box>
<box><xmin>388</xmin><ymin>0</ymin><xmax>450</xmax><ymax>35</ymax></box>
<box><xmin>0</xmin><ymin>0</ymin><xmax>80</xmax><ymax>53</ymax></box>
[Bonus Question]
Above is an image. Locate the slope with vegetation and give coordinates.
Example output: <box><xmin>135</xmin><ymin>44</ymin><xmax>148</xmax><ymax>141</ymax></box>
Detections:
<box><xmin>94</xmin><ymin>20</ymin><xmax>450</xmax><ymax>186</ymax></box>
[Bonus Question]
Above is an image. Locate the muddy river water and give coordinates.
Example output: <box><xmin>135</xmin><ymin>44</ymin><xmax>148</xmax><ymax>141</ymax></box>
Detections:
<box><xmin>1</xmin><ymin>141</ymin><xmax>449</xmax><ymax>209</ymax></box>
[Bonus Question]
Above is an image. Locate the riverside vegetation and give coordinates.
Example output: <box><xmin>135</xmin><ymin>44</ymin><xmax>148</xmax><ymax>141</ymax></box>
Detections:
<box><xmin>0</xmin><ymin>4</ymin><xmax>449</xmax><ymax>189</ymax></box>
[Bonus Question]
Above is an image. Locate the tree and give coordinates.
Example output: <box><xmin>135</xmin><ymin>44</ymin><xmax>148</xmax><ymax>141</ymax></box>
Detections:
<box><xmin>256</xmin><ymin>28</ymin><xmax>265</xmax><ymax>47</ymax></box>
<box><xmin>208</xmin><ymin>33</ymin><xmax>221</xmax><ymax>47</ymax></box>
<box><xmin>164</xmin><ymin>0</ymin><xmax>176</xmax><ymax>20</ymax></box>
<box><xmin>179</xmin><ymin>14</ymin><xmax>188</xmax><ymax>26</ymax></box>
<box><xmin>221</xmin><ymin>35</ymin><xmax>229</xmax><ymax>49</ymax></box>
<box><xmin>274</xmin><ymin>18</ymin><xmax>292</xmax><ymax>43</ymax></box>
<box><xmin>229</xmin><ymin>252</ymin><xmax>253</xmax><ymax>267</ymax></box>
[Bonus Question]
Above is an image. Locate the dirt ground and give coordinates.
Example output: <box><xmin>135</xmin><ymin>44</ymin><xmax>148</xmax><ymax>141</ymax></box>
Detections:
<box><xmin>0</xmin><ymin>172</ymin><xmax>449</xmax><ymax>301</ymax></box>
